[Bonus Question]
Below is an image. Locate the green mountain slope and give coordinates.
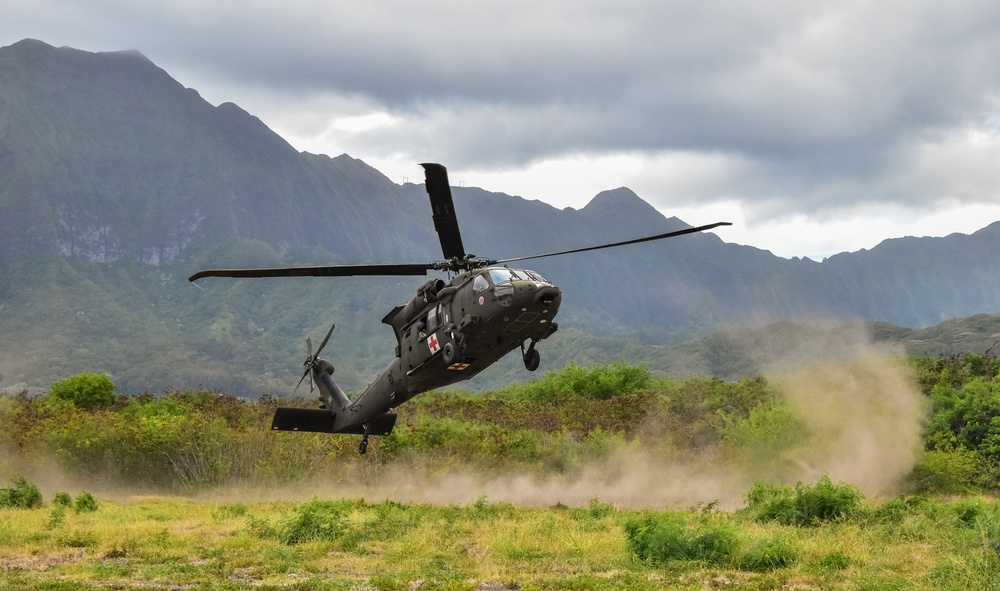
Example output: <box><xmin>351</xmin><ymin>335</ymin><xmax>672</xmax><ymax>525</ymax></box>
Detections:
<box><xmin>2</xmin><ymin>39</ymin><xmax>1000</xmax><ymax>396</ymax></box>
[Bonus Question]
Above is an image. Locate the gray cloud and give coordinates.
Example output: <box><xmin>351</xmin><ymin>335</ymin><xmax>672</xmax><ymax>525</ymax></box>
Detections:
<box><xmin>5</xmin><ymin>0</ymin><xmax>1000</xmax><ymax>226</ymax></box>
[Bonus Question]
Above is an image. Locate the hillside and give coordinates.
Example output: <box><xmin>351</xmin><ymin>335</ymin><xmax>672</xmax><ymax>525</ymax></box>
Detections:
<box><xmin>2</xmin><ymin>39</ymin><xmax>1000</xmax><ymax>396</ymax></box>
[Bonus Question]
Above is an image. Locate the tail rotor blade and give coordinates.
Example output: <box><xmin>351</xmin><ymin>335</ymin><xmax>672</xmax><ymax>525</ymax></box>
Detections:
<box><xmin>315</xmin><ymin>323</ymin><xmax>335</xmax><ymax>358</ymax></box>
<box><xmin>294</xmin><ymin>368</ymin><xmax>310</xmax><ymax>392</ymax></box>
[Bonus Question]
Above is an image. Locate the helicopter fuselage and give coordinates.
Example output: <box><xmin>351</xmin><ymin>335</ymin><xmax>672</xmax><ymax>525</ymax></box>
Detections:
<box><xmin>195</xmin><ymin>162</ymin><xmax>729</xmax><ymax>453</ymax></box>
<box><xmin>326</xmin><ymin>266</ymin><xmax>561</xmax><ymax>430</ymax></box>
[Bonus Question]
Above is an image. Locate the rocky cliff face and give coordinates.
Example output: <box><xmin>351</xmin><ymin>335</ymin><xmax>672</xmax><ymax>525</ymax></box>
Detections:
<box><xmin>3</xmin><ymin>39</ymin><xmax>1000</xmax><ymax>395</ymax></box>
<box><xmin>0</xmin><ymin>40</ymin><xmax>438</xmax><ymax>276</ymax></box>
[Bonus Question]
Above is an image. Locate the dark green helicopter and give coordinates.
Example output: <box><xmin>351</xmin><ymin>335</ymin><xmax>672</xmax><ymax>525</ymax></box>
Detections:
<box><xmin>190</xmin><ymin>163</ymin><xmax>730</xmax><ymax>453</ymax></box>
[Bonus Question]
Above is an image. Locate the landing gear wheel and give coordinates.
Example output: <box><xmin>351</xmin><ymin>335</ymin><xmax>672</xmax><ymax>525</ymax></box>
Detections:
<box><xmin>523</xmin><ymin>347</ymin><xmax>540</xmax><ymax>372</ymax></box>
<box><xmin>443</xmin><ymin>341</ymin><xmax>456</xmax><ymax>365</ymax></box>
<box><xmin>359</xmin><ymin>423</ymin><xmax>371</xmax><ymax>455</ymax></box>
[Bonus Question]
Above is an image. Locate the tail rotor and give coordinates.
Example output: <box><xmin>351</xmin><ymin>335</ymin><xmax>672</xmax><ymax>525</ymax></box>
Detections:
<box><xmin>295</xmin><ymin>323</ymin><xmax>336</xmax><ymax>395</ymax></box>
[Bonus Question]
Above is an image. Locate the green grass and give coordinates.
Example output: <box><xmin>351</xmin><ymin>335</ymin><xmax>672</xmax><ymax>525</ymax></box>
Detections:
<box><xmin>1</xmin><ymin>490</ymin><xmax>998</xmax><ymax>590</ymax></box>
<box><xmin>3</xmin><ymin>355</ymin><xmax>1000</xmax><ymax>588</ymax></box>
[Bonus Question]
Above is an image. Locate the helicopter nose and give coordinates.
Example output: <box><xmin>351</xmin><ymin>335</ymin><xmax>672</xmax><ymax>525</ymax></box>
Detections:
<box><xmin>535</xmin><ymin>285</ymin><xmax>561</xmax><ymax>307</ymax></box>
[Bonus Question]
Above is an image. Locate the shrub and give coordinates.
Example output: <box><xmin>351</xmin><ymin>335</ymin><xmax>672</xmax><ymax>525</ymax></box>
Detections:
<box><xmin>949</xmin><ymin>497</ymin><xmax>991</xmax><ymax>528</ymax></box>
<box><xmin>743</xmin><ymin>481</ymin><xmax>796</xmax><ymax>522</ymax></box>
<box><xmin>73</xmin><ymin>491</ymin><xmax>98</xmax><ymax>513</ymax></box>
<box><xmin>745</xmin><ymin>475</ymin><xmax>862</xmax><ymax>526</ymax></box>
<box><xmin>0</xmin><ymin>475</ymin><xmax>43</xmax><ymax>509</ymax></box>
<box><xmin>624</xmin><ymin>512</ymin><xmax>739</xmax><ymax>566</ymax></box>
<box><xmin>47</xmin><ymin>505</ymin><xmax>67</xmax><ymax>529</ymax></box>
<box><xmin>720</xmin><ymin>399</ymin><xmax>806</xmax><ymax>462</ymax></box>
<box><xmin>906</xmin><ymin>448</ymin><xmax>979</xmax><ymax>494</ymax></box>
<box><xmin>860</xmin><ymin>496</ymin><xmax>909</xmax><ymax>526</ymax></box>
<box><xmin>499</xmin><ymin>362</ymin><xmax>651</xmax><ymax>402</ymax></box>
<box><xmin>794</xmin><ymin>475</ymin><xmax>863</xmax><ymax>524</ymax></box>
<box><xmin>277</xmin><ymin>498</ymin><xmax>350</xmax><ymax>545</ymax></box>
<box><xmin>49</xmin><ymin>371</ymin><xmax>116</xmax><ymax>409</ymax></box>
<box><xmin>52</xmin><ymin>491</ymin><xmax>73</xmax><ymax>507</ymax></box>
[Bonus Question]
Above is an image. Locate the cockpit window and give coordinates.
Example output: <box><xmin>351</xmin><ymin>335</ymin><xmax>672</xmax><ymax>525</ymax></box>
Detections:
<box><xmin>522</xmin><ymin>269</ymin><xmax>547</xmax><ymax>282</ymax></box>
<box><xmin>489</xmin><ymin>268</ymin><xmax>521</xmax><ymax>284</ymax></box>
<box><xmin>472</xmin><ymin>274</ymin><xmax>489</xmax><ymax>294</ymax></box>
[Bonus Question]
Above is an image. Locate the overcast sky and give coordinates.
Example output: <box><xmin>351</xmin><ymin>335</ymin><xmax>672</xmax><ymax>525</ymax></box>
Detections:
<box><xmin>5</xmin><ymin>1</ymin><xmax>1000</xmax><ymax>259</ymax></box>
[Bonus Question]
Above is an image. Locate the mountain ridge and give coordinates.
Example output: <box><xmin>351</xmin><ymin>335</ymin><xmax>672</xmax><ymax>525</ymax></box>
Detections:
<box><xmin>2</xmin><ymin>38</ymin><xmax>1000</xmax><ymax>395</ymax></box>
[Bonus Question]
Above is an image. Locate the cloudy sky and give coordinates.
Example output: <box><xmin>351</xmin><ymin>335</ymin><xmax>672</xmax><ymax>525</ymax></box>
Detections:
<box><xmin>5</xmin><ymin>1</ymin><xmax>1000</xmax><ymax>259</ymax></box>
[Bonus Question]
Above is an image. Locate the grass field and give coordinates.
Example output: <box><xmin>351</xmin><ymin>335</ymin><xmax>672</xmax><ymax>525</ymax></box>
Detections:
<box><xmin>2</xmin><ymin>488</ymin><xmax>999</xmax><ymax>590</ymax></box>
<box><xmin>4</xmin><ymin>355</ymin><xmax>1000</xmax><ymax>589</ymax></box>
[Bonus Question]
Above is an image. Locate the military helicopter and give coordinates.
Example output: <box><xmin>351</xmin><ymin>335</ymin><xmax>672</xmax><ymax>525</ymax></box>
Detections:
<box><xmin>190</xmin><ymin>163</ymin><xmax>730</xmax><ymax>453</ymax></box>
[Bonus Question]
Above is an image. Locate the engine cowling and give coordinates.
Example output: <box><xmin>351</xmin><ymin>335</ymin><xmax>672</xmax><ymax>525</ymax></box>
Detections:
<box><xmin>397</xmin><ymin>278</ymin><xmax>446</xmax><ymax>327</ymax></box>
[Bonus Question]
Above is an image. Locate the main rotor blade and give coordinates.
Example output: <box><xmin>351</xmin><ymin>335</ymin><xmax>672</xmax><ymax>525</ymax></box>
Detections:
<box><xmin>188</xmin><ymin>263</ymin><xmax>433</xmax><ymax>282</ymax></box>
<box><xmin>421</xmin><ymin>163</ymin><xmax>467</xmax><ymax>261</ymax></box>
<box><xmin>493</xmin><ymin>221</ymin><xmax>733</xmax><ymax>265</ymax></box>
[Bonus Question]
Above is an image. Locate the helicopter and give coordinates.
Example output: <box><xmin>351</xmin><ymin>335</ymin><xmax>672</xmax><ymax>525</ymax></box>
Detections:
<box><xmin>189</xmin><ymin>163</ymin><xmax>730</xmax><ymax>453</ymax></box>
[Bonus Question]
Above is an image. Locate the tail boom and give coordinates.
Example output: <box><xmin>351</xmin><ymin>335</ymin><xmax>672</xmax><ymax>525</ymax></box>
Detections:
<box><xmin>271</xmin><ymin>407</ymin><xmax>397</xmax><ymax>435</ymax></box>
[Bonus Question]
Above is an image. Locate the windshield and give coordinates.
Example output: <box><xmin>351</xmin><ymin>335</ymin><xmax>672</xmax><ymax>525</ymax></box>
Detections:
<box><xmin>487</xmin><ymin>268</ymin><xmax>547</xmax><ymax>284</ymax></box>
<box><xmin>488</xmin><ymin>268</ymin><xmax>521</xmax><ymax>284</ymax></box>
<box><xmin>521</xmin><ymin>269</ymin><xmax>547</xmax><ymax>282</ymax></box>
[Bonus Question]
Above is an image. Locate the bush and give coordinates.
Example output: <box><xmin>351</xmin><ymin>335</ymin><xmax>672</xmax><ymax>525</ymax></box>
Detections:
<box><xmin>73</xmin><ymin>491</ymin><xmax>98</xmax><ymax>513</ymax></box>
<box><xmin>0</xmin><ymin>475</ymin><xmax>43</xmax><ymax>509</ymax></box>
<box><xmin>795</xmin><ymin>475</ymin><xmax>863</xmax><ymax>523</ymax></box>
<box><xmin>745</xmin><ymin>475</ymin><xmax>862</xmax><ymax>526</ymax></box>
<box><xmin>720</xmin><ymin>399</ymin><xmax>806</xmax><ymax>461</ymax></box>
<box><xmin>624</xmin><ymin>512</ymin><xmax>739</xmax><ymax>566</ymax></box>
<box><xmin>906</xmin><ymin>448</ymin><xmax>979</xmax><ymax>494</ymax></box>
<box><xmin>47</xmin><ymin>505</ymin><xmax>67</xmax><ymax>529</ymax></box>
<box><xmin>499</xmin><ymin>362</ymin><xmax>651</xmax><ymax>402</ymax></box>
<box><xmin>743</xmin><ymin>481</ymin><xmax>796</xmax><ymax>522</ymax></box>
<box><xmin>277</xmin><ymin>498</ymin><xmax>350</xmax><ymax>545</ymax></box>
<box><xmin>49</xmin><ymin>371</ymin><xmax>116</xmax><ymax>409</ymax></box>
<box><xmin>52</xmin><ymin>491</ymin><xmax>73</xmax><ymax>507</ymax></box>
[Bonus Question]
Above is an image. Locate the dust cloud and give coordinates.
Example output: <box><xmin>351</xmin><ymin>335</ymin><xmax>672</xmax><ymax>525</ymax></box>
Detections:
<box><xmin>189</xmin><ymin>327</ymin><xmax>926</xmax><ymax>510</ymax></box>
<box><xmin>7</xmin><ymin>327</ymin><xmax>927</xmax><ymax>510</ymax></box>
<box><xmin>767</xmin><ymin>354</ymin><xmax>926</xmax><ymax>496</ymax></box>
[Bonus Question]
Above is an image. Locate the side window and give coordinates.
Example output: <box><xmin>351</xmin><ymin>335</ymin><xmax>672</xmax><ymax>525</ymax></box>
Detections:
<box><xmin>473</xmin><ymin>274</ymin><xmax>489</xmax><ymax>294</ymax></box>
<box><xmin>416</xmin><ymin>305</ymin><xmax>443</xmax><ymax>341</ymax></box>
<box><xmin>426</xmin><ymin>305</ymin><xmax>441</xmax><ymax>332</ymax></box>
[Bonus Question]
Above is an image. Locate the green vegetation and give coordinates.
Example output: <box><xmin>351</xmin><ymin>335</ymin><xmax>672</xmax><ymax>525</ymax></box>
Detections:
<box><xmin>73</xmin><ymin>491</ymin><xmax>98</xmax><ymax>514</ymax></box>
<box><xmin>48</xmin><ymin>370</ymin><xmax>116</xmax><ymax>409</ymax></box>
<box><xmin>0</xmin><ymin>475</ymin><xmax>43</xmax><ymax>509</ymax></box>
<box><xmin>495</xmin><ymin>360</ymin><xmax>652</xmax><ymax>401</ymax></box>
<box><xmin>1</xmin><ymin>354</ymin><xmax>999</xmax><ymax>494</ymax></box>
<box><xmin>743</xmin><ymin>476</ymin><xmax>863</xmax><ymax>526</ymax></box>
<box><xmin>0</xmin><ymin>355</ymin><xmax>999</xmax><ymax>587</ymax></box>
<box><xmin>0</xmin><ymin>479</ymin><xmax>998</xmax><ymax>589</ymax></box>
<box><xmin>911</xmin><ymin>352</ymin><xmax>1000</xmax><ymax>492</ymax></box>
